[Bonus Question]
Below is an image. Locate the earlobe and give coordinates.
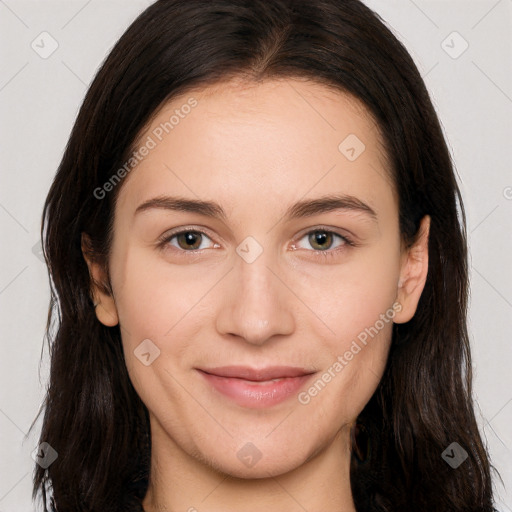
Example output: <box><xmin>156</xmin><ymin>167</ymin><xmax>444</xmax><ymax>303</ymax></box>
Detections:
<box><xmin>81</xmin><ymin>233</ymin><xmax>119</xmax><ymax>327</ymax></box>
<box><xmin>93</xmin><ymin>301</ymin><xmax>119</xmax><ymax>327</ymax></box>
<box><xmin>393</xmin><ymin>215</ymin><xmax>430</xmax><ymax>324</ymax></box>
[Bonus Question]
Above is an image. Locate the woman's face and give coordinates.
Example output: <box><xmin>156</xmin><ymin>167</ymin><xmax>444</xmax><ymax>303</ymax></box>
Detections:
<box><xmin>87</xmin><ymin>77</ymin><xmax>429</xmax><ymax>478</ymax></box>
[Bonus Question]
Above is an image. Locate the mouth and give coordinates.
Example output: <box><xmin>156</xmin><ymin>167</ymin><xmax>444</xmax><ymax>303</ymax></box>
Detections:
<box><xmin>196</xmin><ymin>366</ymin><xmax>316</xmax><ymax>408</ymax></box>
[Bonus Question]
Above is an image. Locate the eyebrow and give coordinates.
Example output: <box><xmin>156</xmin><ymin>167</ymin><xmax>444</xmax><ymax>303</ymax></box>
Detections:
<box><xmin>134</xmin><ymin>194</ymin><xmax>378</xmax><ymax>223</ymax></box>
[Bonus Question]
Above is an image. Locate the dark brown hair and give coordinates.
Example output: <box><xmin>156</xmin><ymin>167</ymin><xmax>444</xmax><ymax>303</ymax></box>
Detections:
<box><xmin>32</xmin><ymin>0</ymin><xmax>497</xmax><ymax>510</ymax></box>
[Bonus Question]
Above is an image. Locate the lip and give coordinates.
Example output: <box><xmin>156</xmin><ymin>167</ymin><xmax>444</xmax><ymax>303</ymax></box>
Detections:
<box><xmin>197</xmin><ymin>366</ymin><xmax>316</xmax><ymax>408</ymax></box>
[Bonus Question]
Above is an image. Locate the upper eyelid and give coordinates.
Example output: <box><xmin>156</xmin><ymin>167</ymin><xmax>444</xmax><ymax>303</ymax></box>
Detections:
<box><xmin>294</xmin><ymin>225</ymin><xmax>352</xmax><ymax>240</ymax></box>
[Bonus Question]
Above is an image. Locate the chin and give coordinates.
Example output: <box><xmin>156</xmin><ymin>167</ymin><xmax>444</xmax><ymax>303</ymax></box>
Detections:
<box><xmin>214</xmin><ymin>456</ymin><xmax>303</xmax><ymax>480</ymax></box>
<box><xmin>197</xmin><ymin>441</ymin><xmax>314</xmax><ymax>480</ymax></box>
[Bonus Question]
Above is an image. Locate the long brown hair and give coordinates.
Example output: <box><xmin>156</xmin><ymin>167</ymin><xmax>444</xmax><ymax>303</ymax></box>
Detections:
<box><xmin>32</xmin><ymin>0</ymin><xmax>497</xmax><ymax>510</ymax></box>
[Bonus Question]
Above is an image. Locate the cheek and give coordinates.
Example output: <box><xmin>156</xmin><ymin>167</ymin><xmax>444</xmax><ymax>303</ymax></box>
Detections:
<box><xmin>298</xmin><ymin>308</ymin><xmax>394</xmax><ymax>427</ymax></box>
<box><xmin>296</xmin><ymin>242</ymin><xmax>400</xmax><ymax>344</ymax></box>
<box><xmin>110</xmin><ymin>246</ymin><xmax>221</xmax><ymax>408</ymax></box>
<box><xmin>294</xmin><ymin>245</ymin><xmax>399</xmax><ymax>414</ymax></box>
<box><xmin>111</xmin><ymin>245</ymin><xmax>216</xmax><ymax>342</ymax></box>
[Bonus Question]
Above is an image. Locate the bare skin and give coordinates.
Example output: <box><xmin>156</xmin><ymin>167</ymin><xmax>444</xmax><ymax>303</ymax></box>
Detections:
<box><xmin>84</xmin><ymin>77</ymin><xmax>430</xmax><ymax>512</ymax></box>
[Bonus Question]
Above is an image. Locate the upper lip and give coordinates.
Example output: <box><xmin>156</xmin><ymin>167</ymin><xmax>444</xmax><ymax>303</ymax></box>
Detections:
<box><xmin>198</xmin><ymin>366</ymin><xmax>315</xmax><ymax>381</ymax></box>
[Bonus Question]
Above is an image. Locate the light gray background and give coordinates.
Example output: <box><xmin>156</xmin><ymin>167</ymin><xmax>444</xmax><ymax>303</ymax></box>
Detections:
<box><xmin>0</xmin><ymin>0</ymin><xmax>511</xmax><ymax>510</ymax></box>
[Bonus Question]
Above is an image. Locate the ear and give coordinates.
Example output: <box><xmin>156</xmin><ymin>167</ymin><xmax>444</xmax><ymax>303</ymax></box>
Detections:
<box><xmin>81</xmin><ymin>233</ymin><xmax>119</xmax><ymax>327</ymax></box>
<box><xmin>393</xmin><ymin>215</ymin><xmax>430</xmax><ymax>324</ymax></box>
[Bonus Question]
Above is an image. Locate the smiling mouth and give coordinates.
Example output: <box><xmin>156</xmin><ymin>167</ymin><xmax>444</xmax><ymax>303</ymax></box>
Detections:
<box><xmin>196</xmin><ymin>366</ymin><xmax>316</xmax><ymax>408</ymax></box>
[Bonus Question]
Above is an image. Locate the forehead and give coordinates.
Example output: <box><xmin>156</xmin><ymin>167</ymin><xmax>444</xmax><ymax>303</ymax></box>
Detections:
<box><xmin>116</xmin><ymin>77</ymin><xmax>394</xmax><ymax>219</ymax></box>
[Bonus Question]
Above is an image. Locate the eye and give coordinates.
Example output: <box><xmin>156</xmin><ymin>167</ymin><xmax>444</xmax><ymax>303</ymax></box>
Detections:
<box><xmin>291</xmin><ymin>228</ymin><xmax>354</xmax><ymax>259</ymax></box>
<box><xmin>157</xmin><ymin>227</ymin><xmax>355</xmax><ymax>258</ymax></box>
<box><xmin>158</xmin><ymin>228</ymin><xmax>218</xmax><ymax>252</ymax></box>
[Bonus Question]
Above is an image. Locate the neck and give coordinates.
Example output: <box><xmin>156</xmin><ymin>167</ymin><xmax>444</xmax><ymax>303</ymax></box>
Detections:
<box><xmin>142</xmin><ymin>418</ymin><xmax>357</xmax><ymax>512</ymax></box>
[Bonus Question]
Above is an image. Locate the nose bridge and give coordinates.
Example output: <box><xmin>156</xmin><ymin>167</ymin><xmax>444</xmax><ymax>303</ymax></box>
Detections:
<box><xmin>215</xmin><ymin>240</ymin><xmax>295</xmax><ymax>345</ymax></box>
<box><xmin>239</xmin><ymin>251</ymin><xmax>275</xmax><ymax>308</ymax></box>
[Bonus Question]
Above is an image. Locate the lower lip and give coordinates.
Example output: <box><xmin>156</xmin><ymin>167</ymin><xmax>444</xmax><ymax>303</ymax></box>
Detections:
<box><xmin>198</xmin><ymin>370</ymin><xmax>314</xmax><ymax>408</ymax></box>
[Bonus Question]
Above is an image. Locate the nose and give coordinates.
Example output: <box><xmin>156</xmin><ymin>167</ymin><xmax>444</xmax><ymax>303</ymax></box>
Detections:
<box><xmin>215</xmin><ymin>247</ymin><xmax>295</xmax><ymax>346</ymax></box>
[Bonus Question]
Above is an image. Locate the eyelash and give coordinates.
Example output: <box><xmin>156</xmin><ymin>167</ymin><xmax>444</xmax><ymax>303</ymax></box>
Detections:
<box><xmin>157</xmin><ymin>226</ymin><xmax>356</xmax><ymax>261</ymax></box>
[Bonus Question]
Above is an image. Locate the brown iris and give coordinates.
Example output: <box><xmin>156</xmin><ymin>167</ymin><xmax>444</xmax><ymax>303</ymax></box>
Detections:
<box><xmin>176</xmin><ymin>231</ymin><xmax>203</xmax><ymax>250</ymax></box>
<box><xmin>308</xmin><ymin>231</ymin><xmax>333</xmax><ymax>251</ymax></box>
